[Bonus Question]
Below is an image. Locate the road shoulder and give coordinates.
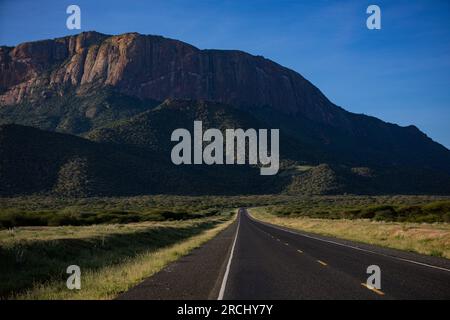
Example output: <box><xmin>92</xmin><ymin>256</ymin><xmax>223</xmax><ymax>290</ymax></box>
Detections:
<box><xmin>117</xmin><ymin>218</ymin><xmax>238</xmax><ymax>300</ymax></box>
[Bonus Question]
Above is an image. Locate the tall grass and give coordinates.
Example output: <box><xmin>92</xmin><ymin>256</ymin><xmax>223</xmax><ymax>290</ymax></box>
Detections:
<box><xmin>266</xmin><ymin>200</ymin><xmax>450</xmax><ymax>223</ymax></box>
<box><xmin>1</xmin><ymin>214</ymin><xmax>234</xmax><ymax>299</ymax></box>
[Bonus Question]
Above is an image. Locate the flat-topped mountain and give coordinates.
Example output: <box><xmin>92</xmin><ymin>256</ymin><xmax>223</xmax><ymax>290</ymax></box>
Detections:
<box><xmin>1</xmin><ymin>32</ymin><xmax>450</xmax><ymax>195</ymax></box>
<box><xmin>0</xmin><ymin>31</ymin><xmax>337</xmax><ymax>123</ymax></box>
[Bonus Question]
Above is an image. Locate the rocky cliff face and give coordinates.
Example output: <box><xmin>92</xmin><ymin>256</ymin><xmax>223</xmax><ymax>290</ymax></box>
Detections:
<box><xmin>0</xmin><ymin>31</ymin><xmax>344</xmax><ymax>126</ymax></box>
<box><xmin>0</xmin><ymin>32</ymin><xmax>106</xmax><ymax>103</ymax></box>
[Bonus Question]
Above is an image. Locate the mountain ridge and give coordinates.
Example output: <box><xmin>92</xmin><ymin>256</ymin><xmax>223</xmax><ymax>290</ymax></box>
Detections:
<box><xmin>0</xmin><ymin>31</ymin><xmax>355</xmax><ymax>127</ymax></box>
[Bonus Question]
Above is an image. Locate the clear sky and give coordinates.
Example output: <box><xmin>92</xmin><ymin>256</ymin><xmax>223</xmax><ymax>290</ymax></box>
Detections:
<box><xmin>1</xmin><ymin>0</ymin><xmax>449</xmax><ymax>148</ymax></box>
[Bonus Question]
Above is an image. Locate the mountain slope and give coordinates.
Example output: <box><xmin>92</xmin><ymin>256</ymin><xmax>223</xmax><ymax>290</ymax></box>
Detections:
<box><xmin>2</xmin><ymin>99</ymin><xmax>450</xmax><ymax>196</ymax></box>
<box><xmin>0</xmin><ymin>86</ymin><xmax>159</xmax><ymax>134</ymax></box>
<box><xmin>86</xmin><ymin>99</ymin><xmax>450</xmax><ymax>195</ymax></box>
<box><xmin>251</xmin><ymin>106</ymin><xmax>450</xmax><ymax>171</ymax></box>
<box><xmin>0</xmin><ymin>120</ymin><xmax>283</xmax><ymax>196</ymax></box>
<box><xmin>0</xmin><ymin>123</ymin><xmax>161</xmax><ymax>196</ymax></box>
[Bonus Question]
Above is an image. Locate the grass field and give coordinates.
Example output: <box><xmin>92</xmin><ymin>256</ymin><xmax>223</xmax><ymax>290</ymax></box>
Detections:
<box><xmin>0</xmin><ymin>195</ymin><xmax>238</xmax><ymax>228</ymax></box>
<box><xmin>1</xmin><ymin>194</ymin><xmax>450</xmax><ymax>228</ymax></box>
<box><xmin>0</xmin><ymin>213</ymin><xmax>234</xmax><ymax>299</ymax></box>
<box><xmin>250</xmin><ymin>207</ymin><xmax>450</xmax><ymax>259</ymax></box>
<box><xmin>261</xmin><ymin>197</ymin><xmax>450</xmax><ymax>223</ymax></box>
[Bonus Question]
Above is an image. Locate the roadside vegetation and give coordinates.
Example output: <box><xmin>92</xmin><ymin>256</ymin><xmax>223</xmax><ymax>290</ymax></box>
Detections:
<box><xmin>0</xmin><ymin>213</ymin><xmax>234</xmax><ymax>299</ymax></box>
<box><xmin>0</xmin><ymin>195</ymin><xmax>287</xmax><ymax>228</ymax></box>
<box><xmin>264</xmin><ymin>199</ymin><xmax>450</xmax><ymax>223</ymax></box>
<box><xmin>1</xmin><ymin>194</ymin><xmax>449</xmax><ymax>229</ymax></box>
<box><xmin>250</xmin><ymin>207</ymin><xmax>450</xmax><ymax>259</ymax></box>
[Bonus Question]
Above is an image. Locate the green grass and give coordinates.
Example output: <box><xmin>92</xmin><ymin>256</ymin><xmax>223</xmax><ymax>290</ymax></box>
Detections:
<box><xmin>18</xmin><ymin>216</ymin><xmax>235</xmax><ymax>300</ymax></box>
<box><xmin>0</xmin><ymin>207</ymin><xmax>212</xmax><ymax>228</ymax></box>
<box><xmin>268</xmin><ymin>197</ymin><xmax>450</xmax><ymax>223</ymax></box>
<box><xmin>0</xmin><ymin>213</ymin><xmax>233</xmax><ymax>299</ymax></box>
<box><xmin>1</xmin><ymin>195</ymin><xmax>450</xmax><ymax>228</ymax></box>
<box><xmin>0</xmin><ymin>195</ymin><xmax>239</xmax><ymax>228</ymax></box>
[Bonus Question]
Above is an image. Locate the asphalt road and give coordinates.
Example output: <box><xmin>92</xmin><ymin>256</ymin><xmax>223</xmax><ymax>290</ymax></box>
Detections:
<box><xmin>120</xmin><ymin>209</ymin><xmax>450</xmax><ymax>300</ymax></box>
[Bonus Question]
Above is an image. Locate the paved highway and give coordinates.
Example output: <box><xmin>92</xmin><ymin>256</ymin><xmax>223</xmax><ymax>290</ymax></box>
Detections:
<box><xmin>120</xmin><ymin>209</ymin><xmax>450</xmax><ymax>300</ymax></box>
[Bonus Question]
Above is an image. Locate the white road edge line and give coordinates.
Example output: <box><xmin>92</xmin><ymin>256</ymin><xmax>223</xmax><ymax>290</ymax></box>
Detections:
<box><xmin>247</xmin><ymin>212</ymin><xmax>450</xmax><ymax>273</ymax></box>
<box><xmin>217</xmin><ymin>210</ymin><xmax>241</xmax><ymax>300</ymax></box>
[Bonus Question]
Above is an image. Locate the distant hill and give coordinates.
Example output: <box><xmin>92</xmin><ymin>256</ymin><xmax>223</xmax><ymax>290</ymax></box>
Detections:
<box><xmin>1</xmin><ymin>32</ymin><xmax>450</xmax><ymax>196</ymax></box>
<box><xmin>0</xmin><ymin>123</ymin><xmax>158</xmax><ymax>196</ymax></box>
<box><xmin>2</xmin><ymin>100</ymin><xmax>450</xmax><ymax>196</ymax></box>
<box><xmin>0</xmin><ymin>119</ymin><xmax>282</xmax><ymax>196</ymax></box>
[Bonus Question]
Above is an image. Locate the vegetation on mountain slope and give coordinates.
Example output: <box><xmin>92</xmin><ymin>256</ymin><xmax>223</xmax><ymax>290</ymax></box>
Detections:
<box><xmin>0</xmin><ymin>86</ymin><xmax>159</xmax><ymax>135</ymax></box>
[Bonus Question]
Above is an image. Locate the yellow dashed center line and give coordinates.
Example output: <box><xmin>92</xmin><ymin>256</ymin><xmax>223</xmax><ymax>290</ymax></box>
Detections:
<box><xmin>317</xmin><ymin>260</ymin><xmax>328</xmax><ymax>266</ymax></box>
<box><xmin>361</xmin><ymin>283</ymin><xmax>385</xmax><ymax>296</ymax></box>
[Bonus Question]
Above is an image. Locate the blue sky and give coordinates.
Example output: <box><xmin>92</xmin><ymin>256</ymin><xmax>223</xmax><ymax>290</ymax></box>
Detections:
<box><xmin>1</xmin><ymin>0</ymin><xmax>449</xmax><ymax>148</ymax></box>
